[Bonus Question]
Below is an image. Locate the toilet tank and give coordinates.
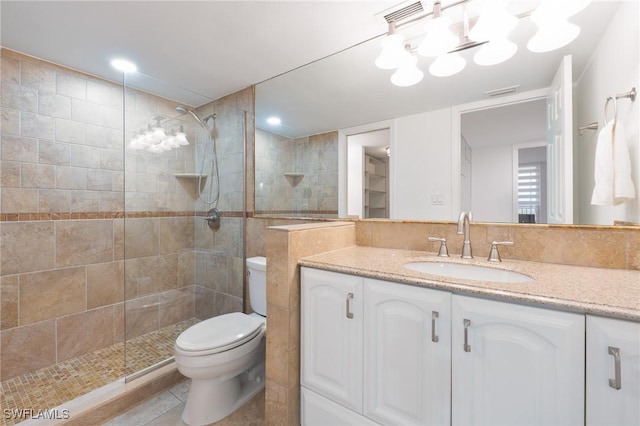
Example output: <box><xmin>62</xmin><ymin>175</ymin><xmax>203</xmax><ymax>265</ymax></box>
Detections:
<box><xmin>246</xmin><ymin>256</ymin><xmax>267</xmax><ymax>316</ymax></box>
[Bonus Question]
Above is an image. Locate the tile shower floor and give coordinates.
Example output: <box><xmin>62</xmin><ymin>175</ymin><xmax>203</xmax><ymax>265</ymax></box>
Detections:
<box><xmin>0</xmin><ymin>318</ymin><xmax>199</xmax><ymax>426</ymax></box>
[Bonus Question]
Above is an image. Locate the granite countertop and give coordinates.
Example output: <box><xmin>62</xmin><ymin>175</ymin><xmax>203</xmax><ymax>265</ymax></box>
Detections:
<box><xmin>299</xmin><ymin>246</ymin><xmax>640</xmax><ymax>321</ymax></box>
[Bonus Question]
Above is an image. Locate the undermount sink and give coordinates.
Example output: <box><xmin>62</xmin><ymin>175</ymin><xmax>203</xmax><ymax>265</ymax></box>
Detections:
<box><xmin>404</xmin><ymin>261</ymin><xmax>534</xmax><ymax>283</ymax></box>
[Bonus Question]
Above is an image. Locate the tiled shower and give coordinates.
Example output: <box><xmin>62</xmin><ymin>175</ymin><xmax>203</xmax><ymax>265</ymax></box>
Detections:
<box><xmin>0</xmin><ymin>49</ymin><xmax>251</xmax><ymax>423</ymax></box>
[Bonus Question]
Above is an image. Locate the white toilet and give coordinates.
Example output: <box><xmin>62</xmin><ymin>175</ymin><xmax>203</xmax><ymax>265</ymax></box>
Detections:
<box><xmin>175</xmin><ymin>256</ymin><xmax>267</xmax><ymax>426</ymax></box>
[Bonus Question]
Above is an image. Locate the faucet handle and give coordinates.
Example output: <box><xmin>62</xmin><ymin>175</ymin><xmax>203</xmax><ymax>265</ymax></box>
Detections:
<box><xmin>428</xmin><ymin>237</ymin><xmax>450</xmax><ymax>257</ymax></box>
<box><xmin>487</xmin><ymin>241</ymin><xmax>513</xmax><ymax>262</ymax></box>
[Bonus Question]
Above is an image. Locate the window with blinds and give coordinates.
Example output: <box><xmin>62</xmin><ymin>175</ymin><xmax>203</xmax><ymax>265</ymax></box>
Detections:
<box><xmin>518</xmin><ymin>162</ymin><xmax>542</xmax><ymax>223</ymax></box>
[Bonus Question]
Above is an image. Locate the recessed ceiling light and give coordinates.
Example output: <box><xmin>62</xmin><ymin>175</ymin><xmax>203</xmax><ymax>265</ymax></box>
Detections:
<box><xmin>266</xmin><ymin>117</ymin><xmax>281</xmax><ymax>125</ymax></box>
<box><xmin>110</xmin><ymin>59</ymin><xmax>137</xmax><ymax>73</ymax></box>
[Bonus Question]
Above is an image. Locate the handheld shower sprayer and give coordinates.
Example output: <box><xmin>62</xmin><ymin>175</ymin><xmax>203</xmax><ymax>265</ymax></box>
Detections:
<box><xmin>176</xmin><ymin>106</ymin><xmax>221</xmax><ymax>228</ymax></box>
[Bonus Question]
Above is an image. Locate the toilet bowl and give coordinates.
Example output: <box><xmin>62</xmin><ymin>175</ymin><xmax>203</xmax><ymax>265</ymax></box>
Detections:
<box><xmin>175</xmin><ymin>256</ymin><xmax>267</xmax><ymax>426</ymax></box>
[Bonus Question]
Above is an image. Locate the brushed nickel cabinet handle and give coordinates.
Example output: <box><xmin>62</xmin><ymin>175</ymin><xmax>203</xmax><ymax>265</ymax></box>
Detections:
<box><xmin>463</xmin><ymin>319</ymin><xmax>471</xmax><ymax>352</ymax></box>
<box><xmin>431</xmin><ymin>311</ymin><xmax>439</xmax><ymax>342</ymax></box>
<box><xmin>608</xmin><ymin>346</ymin><xmax>622</xmax><ymax>390</ymax></box>
<box><xmin>346</xmin><ymin>293</ymin><xmax>354</xmax><ymax>319</ymax></box>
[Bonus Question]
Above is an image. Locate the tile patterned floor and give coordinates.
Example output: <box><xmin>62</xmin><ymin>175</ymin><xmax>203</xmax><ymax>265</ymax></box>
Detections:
<box><xmin>105</xmin><ymin>381</ymin><xmax>265</xmax><ymax>426</ymax></box>
<box><xmin>0</xmin><ymin>319</ymin><xmax>199</xmax><ymax>426</ymax></box>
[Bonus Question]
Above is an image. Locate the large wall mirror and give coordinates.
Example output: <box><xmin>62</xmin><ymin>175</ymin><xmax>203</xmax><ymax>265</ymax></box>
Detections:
<box><xmin>255</xmin><ymin>0</ymin><xmax>639</xmax><ymax>226</ymax></box>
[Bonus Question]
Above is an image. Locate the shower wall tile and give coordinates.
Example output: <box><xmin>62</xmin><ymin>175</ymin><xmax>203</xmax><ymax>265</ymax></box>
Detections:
<box><xmin>1</xmin><ymin>83</ymin><xmax>37</xmax><ymax>112</ymax></box>
<box><xmin>21</xmin><ymin>163</ymin><xmax>55</xmax><ymax>188</ymax></box>
<box><xmin>38</xmin><ymin>92</ymin><xmax>71</xmax><ymax>119</ymax></box>
<box><xmin>158</xmin><ymin>287</ymin><xmax>194</xmax><ymax>328</ymax></box>
<box><xmin>214</xmin><ymin>292</ymin><xmax>242</xmax><ymax>315</ymax></box>
<box><xmin>124</xmin><ymin>254</ymin><xmax>178</xmax><ymax>299</ymax></box>
<box><xmin>70</xmin><ymin>191</ymin><xmax>100</xmax><ymax>212</ymax></box>
<box><xmin>19</xmin><ymin>266</ymin><xmax>86</xmax><ymax>325</ymax></box>
<box><xmin>159</xmin><ymin>217</ymin><xmax>194</xmax><ymax>254</ymax></box>
<box><xmin>21</xmin><ymin>60</ymin><xmax>56</xmax><ymax>92</ymax></box>
<box><xmin>0</xmin><ymin>221</ymin><xmax>55</xmax><ymax>275</ymax></box>
<box><xmin>0</xmin><ymin>275</ymin><xmax>19</xmax><ymax>330</ymax></box>
<box><xmin>0</xmin><ymin>160</ymin><xmax>21</xmax><ymax>187</ymax></box>
<box><xmin>1</xmin><ymin>107</ymin><xmax>20</xmax><ymax>135</ymax></box>
<box><xmin>70</xmin><ymin>144</ymin><xmax>101</xmax><ymax>168</ymax></box>
<box><xmin>1</xmin><ymin>134</ymin><xmax>38</xmax><ymax>162</ymax></box>
<box><xmin>56</xmin><ymin>71</ymin><xmax>87</xmax><ymax>100</ymax></box>
<box><xmin>39</xmin><ymin>140</ymin><xmax>71</xmax><ymax>165</ymax></box>
<box><xmin>1</xmin><ymin>187</ymin><xmax>38</xmax><ymax>212</ymax></box>
<box><xmin>39</xmin><ymin>188</ymin><xmax>71</xmax><ymax>212</ymax></box>
<box><xmin>100</xmin><ymin>148</ymin><xmax>124</xmax><ymax>171</ymax></box>
<box><xmin>87</xmin><ymin>80</ymin><xmax>122</xmax><ymax>109</ymax></box>
<box><xmin>57</xmin><ymin>305</ymin><xmax>116</xmax><ymax>362</ymax></box>
<box><xmin>125</xmin><ymin>294</ymin><xmax>160</xmax><ymax>339</ymax></box>
<box><xmin>0</xmin><ymin>319</ymin><xmax>56</xmax><ymax>380</ymax></box>
<box><xmin>87</xmin><ymin>123</ymin><xmax>121</xmax><ymax>150</ymax></box>
<box><xmin>55</xmin><ymin>220</ymin><xmax>113</xmax><ymax>267</ymax></box>
<box><xmin>87</xmin><ymin>261</ymin><xmax>125</xmax><ymax>309</ymax></box>
<box><xmin>124</xmin><ymin>218</ymin><xmax>160</xmax><ymax>258</ymax></box>
<box><xmin>56</xmin><ymin>165</ymin><xmax>86</xmax><ymax>189</ymax></box>
<box><xmin>1</xmin><ymin>55</ymin><xmax>20</xmax><ymax>84</ymax></box>
<box><xmin>87</xmin><ymin>169</ymin><xmax>115</xmax><ymax>191</ymax></box>
<box><xmin>55</xmin><ymin>118</ymin><xmax>87</xmax><ymax>144</ymax></box>
<box><xmin>20</xmin><ymin>111</ymin><xmax>55</xmax><ymax>139</ymax></box>
<box><xmin>194</xmin><ymin>285</ymin><xmax>215</xmax><ymax>320</ymax></box>
<box><xmin>178</xmin><ymin>252</ymin><xmax>195</xmax><ymax>288</ymax></box>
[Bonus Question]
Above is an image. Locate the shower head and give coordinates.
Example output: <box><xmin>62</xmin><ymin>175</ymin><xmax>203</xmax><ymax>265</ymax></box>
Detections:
<box><xmin>176</xmin><ymin>105</ymin><xmax>208</xmax><ymax>128</ymax></box>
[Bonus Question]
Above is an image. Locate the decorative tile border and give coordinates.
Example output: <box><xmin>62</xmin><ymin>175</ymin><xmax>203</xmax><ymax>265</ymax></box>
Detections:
<box><xmin>0</xmin><ymin>211</ymin><xmax>246</xmax><ymax>222</ymax></box>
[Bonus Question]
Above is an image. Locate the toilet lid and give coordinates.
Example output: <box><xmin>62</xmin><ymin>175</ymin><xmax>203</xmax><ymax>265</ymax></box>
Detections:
<box><xmin>176</xmin><ymin>312</ymin><xmax>265</xmax><ymax>353</ymax></box>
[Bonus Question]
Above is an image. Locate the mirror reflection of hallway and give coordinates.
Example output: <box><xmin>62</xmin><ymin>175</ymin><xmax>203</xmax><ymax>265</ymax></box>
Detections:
<box><xmin>461</xmin><ymin>99</ymin><xmax>548</xmax><ymax>223</ymax></box>
<box><xmin>347</xmin><ymin>129</ymin><xmax>390</xmax><ymax>218</ymax></box>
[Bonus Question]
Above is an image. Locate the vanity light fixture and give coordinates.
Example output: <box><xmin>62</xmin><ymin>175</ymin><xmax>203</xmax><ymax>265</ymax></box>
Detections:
<box><xmin>375</xmin><ymin>0</ymin><xmax>591</xmax><ymax>86</ymax></box>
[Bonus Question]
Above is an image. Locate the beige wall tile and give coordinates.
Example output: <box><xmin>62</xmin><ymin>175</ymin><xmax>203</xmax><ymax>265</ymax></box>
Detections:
<box><xmin>1</xmin><ymin>275</ymin><xmax>19</xmax><ymax>330</ymax></box>
<box><xmin>21</xmin><ymin>60</ymin><xmax>56</xmax><ymax>92</ymax></box>
<box><xmin>56</xmin><ymin>220</ymin><xmax>114</xmax><ymax>267</ymax></box>
<box><xmin>19</xmin><ymin>266</ymin><xmax>86</xmax><ymax>325</ymax></box>
<box><xmin>2</xmin><ymin>107</ymin><xmax>20</xmax><ymax>135</ymax></box>
<box><xmin>124</xmin><ymin>218</ymin><xmax>159</xmax><ymax>259</ymax></box>
<box><xmin>56</xmin><ymin>72</ymin><xmax>87</xmax><ymax>99</ymax></box>
<box><xmin>87</xmin><ymin>261</ymin><xmax>124</xmax><ymax>309</ymax></box>
<box><xmin>0</xmin><ymin>160</ymin><xmax>21</xmax><ymax>187</ymax></box>
<box><xmin>70</xmin><ymin>144</ymin><xmax>101</xmax><ymax>168</ymax></box>
<box><xmin>1</xmin><ymin>319</ymin><xmax>56</xmax><ymax>380</ymax></box>
<box><xmin>57</xmin><ymin>305</ymin><xmax>116</xmax><ymax>362</ymax></box>
<box><xmin>124</xmin><ymin>294</ymin><xmax>159</xmax><ymax>339</ymax></box>
<box><xmin>1</xmin><ymin>134</ymin><xmax>38</xmax><ymax>162</ymax></box>
<box><xmin>39</xmin><ymin>189</ymin><xmax>71</xmax><ymax>212</ymax></box>
<box><xmin>159</xmin><ymin>287</ymin><xmax>194</xmax><ymax>327</ymax></box>
<box><xmin>20</xmin><ymin>111</ymin><xmax>55</xmax><ymax>139</ymax></box>
<box><xmin>214</xmin><ymin>292</ymin><xmax>242</xmax><ymax>316</ymax></box>
<box><xmin>21</xmin><ymin>163</ymin><xmax>55</xmax><ymax>188</ymax></box>
<box><xmin>159</xmin><ymin>217</ymin><xmax>194</xmax><ymax>254</ymax></box>
<box><xmin>38</xmin><ymin>92</ymin><xmax>71</xmax><ymax>119</ymax></box>
<box><xmin>39</xmin><ymin>140</ymin><xmax>71</xmax><ymax>165</ymax></box>
<box><xmin>70</xmin><ymin>191</ymin><xmax>100</xmax><ymax>212</ymax></box>
<box><xmin>56</xmin><ymin>165</ymin><xmax>86</xmax><ymax>189</ymax></box>
<box><xmin>194</xmin><ymin>285</ymin><xmax>215</xmax><ymax>320</ymax></box>
<box><xmin>55</xmin><ymin>118</ymin><xmax>87</xmax><ymax>144</ymax></box>
<box><xmin>1</xmin><ymin>55</ymin><xmax>20</xmax><ymax>84</ymax></box>
<box><xmin>265</xmin><ymin>304</ymin><xmax>289</xmax><ymax>386</ymax></box>
<box><xmin>1</xmin><ymin>187</ymin><xmax>38</xmax><ymax>213</ymax></box>
<box><xmin>178</xmin><ymin>251</ymin><xmax>195</xmax><ymax>288</ymax></box>
<box><xmin>1</xmin><ymin>83</ymin><xmax>37</xmax><ymax>112</ymax></box>
<box><xmin>1</xmin><ymin>221</ymin><xmax>55</xmax><ymax>274</ymax></box>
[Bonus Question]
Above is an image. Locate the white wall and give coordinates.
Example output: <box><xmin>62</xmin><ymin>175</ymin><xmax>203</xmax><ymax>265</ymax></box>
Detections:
<box><xmin>392</xmin><ymin>108</ymin><xmax>452</xmax><ymax>220</ymax></box>
<box><xmin>575</xmin><ymin>2</ymin><xmax>640</xmax><ymax>225</ymax></box>
<box><xmin>471</xmin><ymin>145</ymin><xmax>514</xmax><ymax>222</ymax></box>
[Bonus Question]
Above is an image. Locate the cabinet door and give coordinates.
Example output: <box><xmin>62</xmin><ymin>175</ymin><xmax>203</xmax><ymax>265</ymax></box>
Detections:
<box><xmin>586</xmin><ymin>315</ymin><xmax>640</xmax><ymax>426</ymax></box>
<box><xmin>301</xmin><ymin>387</ymin><xmax>380</xmax><ymax>426</ymax></box>
<box><xmin>301</xmin><ymin>267</ymin><xmax>363</xmax><ymax>412</ymax></box>
<box><xmin>364</xmin><ymin>278</ymin><xmax>451</xmax><ymax>425</ymax></box>
<box><xmin>452</xmin><ymin>295</ymin><xmax>584</xmax><ymax>426</ymax></box>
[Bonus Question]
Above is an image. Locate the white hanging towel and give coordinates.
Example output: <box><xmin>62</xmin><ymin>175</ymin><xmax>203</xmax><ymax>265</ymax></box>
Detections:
<box><xmin>591</xmin><ymin>119</ymin><xmax>636</xmax><ymax>205</ymax></box>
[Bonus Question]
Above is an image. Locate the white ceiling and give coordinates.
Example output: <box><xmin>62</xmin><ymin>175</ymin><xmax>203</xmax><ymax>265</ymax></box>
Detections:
<box><xmin>0</xmin><ymin>1</ymin><xmax>628</xmax><ymax>139</ymax></box>
<box><xmin>0</xmin><ymin>0</ymin><xmax>398</xmax><ymax>106</ymax></box>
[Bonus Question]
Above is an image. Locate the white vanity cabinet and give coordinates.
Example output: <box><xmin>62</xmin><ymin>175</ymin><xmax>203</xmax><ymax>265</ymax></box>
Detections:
<box><xmin>301</xmin><ymin>268</ymin><xmax>450</xmax><ymax>425</ymax></box>
<box><xmin>301</xmin><ymin>267</ymin><xmax>363</xmax><ymax>413</ymax></box>
<box><xmin>586</xmin><ymin>315</ymin><xmax>640</xmax><ymax>425</ymax></box>
<box><xmin>451</xmin><ymin>294</ymin><xmax>585</xmax><ymax>426</ymax></box>
<box><xmin>363</xmin><ymin>278</ymin><xmax>451</xmax><ymax>425</ymax></box>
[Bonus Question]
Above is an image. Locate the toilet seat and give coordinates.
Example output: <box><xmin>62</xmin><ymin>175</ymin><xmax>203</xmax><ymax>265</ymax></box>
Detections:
<box><xmin>176</xmin><ymin>312</ymin><xmax>265</xmax><ymax>356</ymax></box>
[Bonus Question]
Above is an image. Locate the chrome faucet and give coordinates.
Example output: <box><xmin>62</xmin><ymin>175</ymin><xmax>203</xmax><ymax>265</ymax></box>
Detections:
<box><xmin>457</xmin><ymin>211</ymin><xmax>473</xmax><ymax>259</ymax></box>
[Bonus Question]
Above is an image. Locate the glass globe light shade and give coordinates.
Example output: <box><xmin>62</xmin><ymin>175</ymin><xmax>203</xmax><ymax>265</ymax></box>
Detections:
<box><xmin>174</xmin><ymin>126</ymin><xmax>189</xmax><ymax>145</ymax></box>
<box><xmin>429</xmin><ymin>53</ymin><xmax>466</xmax><ymax>77</ymax></box>
<box><xmin>375</xmin><ymin>33</ymin><xmax>409</xmax><ymax>70</ymax></box>
<box><xmin>527</xmin><ymin>20</ymin><xmax>580</xmax><ymax>53</ymax></box>
<box><xmin>418</xmin><ymin>17</ymin><xmax>458</xmax><ymax>57</ymax></box>
<box><xmin>474</xmin><ymin>39</ymin><xmax>518</xmax><ymax>66</ymax></box>
<box><xmin>469</xmin><ymin>5</ymin><xmax>518</xmax><ymax>42</ymax></box>
<box><xmin>531</xmin><ymin>0</ymin><xmax>591</xmax><ymax>23</ymax></box>
<box><xmin>390</xmin><ymin>55</ymin><xmax>424</xmax><ymax>87</ymax></box>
